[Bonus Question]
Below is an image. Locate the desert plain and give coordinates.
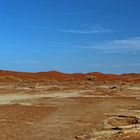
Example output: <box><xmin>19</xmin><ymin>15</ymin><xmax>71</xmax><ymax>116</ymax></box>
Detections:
<box><xmin>0</xmin><ymin>70</ymin><xmax>140</xmax><ymax>140</ymax></box>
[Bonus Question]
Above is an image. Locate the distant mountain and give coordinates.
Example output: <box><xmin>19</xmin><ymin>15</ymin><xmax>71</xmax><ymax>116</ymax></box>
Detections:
<box><xmin>0</xmin><ymin>70</ymin><xmax>139</xmax><ymax>83</ymax></box>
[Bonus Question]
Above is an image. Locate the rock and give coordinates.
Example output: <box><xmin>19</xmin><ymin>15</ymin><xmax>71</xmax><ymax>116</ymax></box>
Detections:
<box><xmin>109</xmin><ymin>86</ymin><xmax>118</xmax><ymax>90</ymax></box>
<box><xmin>75</xmin><ymin>134</ymin><xmax>90</xmax><ymax>140</ymax></box>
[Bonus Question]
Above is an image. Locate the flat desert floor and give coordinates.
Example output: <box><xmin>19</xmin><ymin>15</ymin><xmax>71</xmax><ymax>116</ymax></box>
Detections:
<box><xmin>0</xmin><ymin>81</ymin><xmax>140</xmax><ymax>140</ymax></box>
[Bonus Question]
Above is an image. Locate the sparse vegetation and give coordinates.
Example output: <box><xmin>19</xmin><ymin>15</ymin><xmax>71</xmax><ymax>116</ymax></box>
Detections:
<box><xmin>0</xmin><ymin>75</ymin><xmax>22</xmax><ymax>82</ymax></box>
<box><xmin>86</xmin><ymin>75</ymin><xmax>97</xmax><ymax>81</ymax></box>
<box><xmin>0</xmin><ymin>71</ymin><xmax>139</xmax><ymax>140</ymax></box>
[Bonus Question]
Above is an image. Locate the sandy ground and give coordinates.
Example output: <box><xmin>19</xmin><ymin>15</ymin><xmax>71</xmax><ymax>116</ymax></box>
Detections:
<box><xmin>0</xmin><ymin>82</ymin><xmax>140</xmax><ymax>140</ymax></box>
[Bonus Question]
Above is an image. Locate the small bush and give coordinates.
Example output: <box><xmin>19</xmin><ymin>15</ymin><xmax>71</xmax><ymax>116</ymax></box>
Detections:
<box><xmin>86</xmin><ymin>75</ymin><xmax>97</xmax><ymax>81</ymax></box>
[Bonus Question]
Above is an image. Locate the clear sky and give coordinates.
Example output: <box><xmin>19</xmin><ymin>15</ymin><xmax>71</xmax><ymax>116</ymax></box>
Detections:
<box><xmin>0</xmin><ymin>0</ymin><xmax>140</xmax><ymax>73</ymax></box>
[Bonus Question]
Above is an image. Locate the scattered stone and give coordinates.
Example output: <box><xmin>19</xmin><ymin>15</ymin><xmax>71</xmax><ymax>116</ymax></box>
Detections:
<box><xmin>75</xmin><ymin>134</ymin><xmax>90</xmax><ymax>140</ymax></box>
<box><xmin>89</xmin><ymin>114</ymin><xmax>140</xmax><ymax>140</ymax></box>
<box><xmin>109</xmin><ymin>86</ymin><xmax>118</xmax><ymax>90</ymax></box>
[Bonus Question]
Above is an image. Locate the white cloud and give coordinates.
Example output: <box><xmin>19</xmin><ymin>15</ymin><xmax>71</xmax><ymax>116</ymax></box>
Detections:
<box><xmin>58</xmin><ymin>25</ymin><xmax>112</xmax><ymax>34</ymax></box>
<box><xmin>77</xmin><ymin>36</ymin><xmax>140</xmax><ymax>53</ymax></box>
<box><xmin>125</xmin><ymin>63</ymin><xmax>140</xmax><ymax>66</ymax></box>
<box><xmin>106</xmin><ymin>37</ymin><xmax>140</xmax><ymax>50</ymax></box>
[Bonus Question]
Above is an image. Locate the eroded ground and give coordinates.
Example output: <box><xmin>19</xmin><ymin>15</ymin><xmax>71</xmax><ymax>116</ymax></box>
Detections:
<box><xmin>0</xmin><ymin>81</ymin><xmax>140</xmax><ymax>140</ymax></box>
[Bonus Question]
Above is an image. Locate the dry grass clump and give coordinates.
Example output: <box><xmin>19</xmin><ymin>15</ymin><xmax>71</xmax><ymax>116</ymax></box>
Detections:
<box><xmin>0</xmin><ymin>75</ymin><xmax>22</xmax><ymax>82</ymax></box>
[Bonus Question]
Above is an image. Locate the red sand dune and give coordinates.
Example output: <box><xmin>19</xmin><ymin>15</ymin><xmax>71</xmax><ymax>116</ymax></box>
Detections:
<box><xmin>0</xmin><ymin>70</ymin><xmax>140</xmax><ymax>82</ymax></box>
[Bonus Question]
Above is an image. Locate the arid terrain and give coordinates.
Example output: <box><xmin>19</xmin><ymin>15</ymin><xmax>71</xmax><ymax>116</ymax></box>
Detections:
<box><xmin>0</xmin><ymin>70</ymin><xmax>140</xmax><ymax>140</ymax></box>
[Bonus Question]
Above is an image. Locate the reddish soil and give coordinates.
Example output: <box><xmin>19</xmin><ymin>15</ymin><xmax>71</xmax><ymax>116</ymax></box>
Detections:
<box><xmin>0</xmin><ymin>70</ymin><xmax>140</xmax><ymax>82</ymax></box>
<box><xmin>0</xmin><ymin>70</ymin><xmax>139</xmax><ymax>140</ymax></box>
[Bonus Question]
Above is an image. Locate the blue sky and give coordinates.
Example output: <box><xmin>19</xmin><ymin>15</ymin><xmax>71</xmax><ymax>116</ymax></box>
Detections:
<box><xmin>0</xmin><ymin>0</ymin><xmax>140</xmax><ymax>73</ymax></box>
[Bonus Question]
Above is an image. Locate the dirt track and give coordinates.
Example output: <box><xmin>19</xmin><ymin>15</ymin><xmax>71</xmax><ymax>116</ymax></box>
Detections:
<box><xmin>0</xmin><ymin>81</ymin><xmax>140</xmax><ymax>140</ymax></box>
